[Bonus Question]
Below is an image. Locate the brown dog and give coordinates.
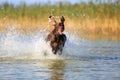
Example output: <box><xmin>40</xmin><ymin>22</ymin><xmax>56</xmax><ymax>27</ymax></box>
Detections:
<box><xmin>46</xmin><ymin>16</ymin><xmax>66</xmax><ymax>55</ymax></box>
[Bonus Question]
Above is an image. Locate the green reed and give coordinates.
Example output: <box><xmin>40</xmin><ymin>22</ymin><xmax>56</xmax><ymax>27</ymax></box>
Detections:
<box><xmin>0</xmin><ymin>1</ymin><xmax>120</xmax><ymax>19</ymax></box>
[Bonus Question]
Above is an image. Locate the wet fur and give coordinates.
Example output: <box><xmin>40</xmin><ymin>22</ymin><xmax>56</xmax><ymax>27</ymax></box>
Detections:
<box><xmin>47</xmin><ymin>33</ymin><xmax>66</xmax><ymax>55</ymax></box>
<box><xmin>46</xmin><ymin>16</ymin><xmax>66</xmax><ymax>55</ymax></box>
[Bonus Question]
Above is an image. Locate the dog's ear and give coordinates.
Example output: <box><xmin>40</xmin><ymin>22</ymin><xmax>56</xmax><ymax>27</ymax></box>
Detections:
<box><xmin>49</xmin><ymin>15</ymin><xmax>52</xmax><ymax>18</ymax></box>
<box><xmin>61</xmin><ymin>16</ymin><xmax>65</xmax><ymax>23</ymax></box>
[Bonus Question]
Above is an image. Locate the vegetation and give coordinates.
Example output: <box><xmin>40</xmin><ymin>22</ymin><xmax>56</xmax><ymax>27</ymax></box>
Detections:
<box><xmin>0</xmin><ymin>1</ymin><xmax>120</xmax><ymax>35</ymax></box>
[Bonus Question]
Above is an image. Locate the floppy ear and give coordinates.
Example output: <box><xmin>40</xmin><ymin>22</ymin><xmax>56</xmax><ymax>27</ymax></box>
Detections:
<box><xmin>49</xmin><ymin>15</ymin><xmax>52</xmax><ymax>18</ymax></box>
<box><xmin>61</xmin><ymin>16</ymin><xmax>65</xmax><ymax>24</ymax></box>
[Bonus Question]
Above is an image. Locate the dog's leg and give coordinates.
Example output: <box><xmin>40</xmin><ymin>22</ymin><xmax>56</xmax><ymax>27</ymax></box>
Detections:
<box><xmin>58</xmin><ymin>44</ymin><xmax>63</xmax><ymax>55</ymax></box>
<box><xmin>51</xmin><ymin>42</ymin><xmax>58</xmax><ymax>55</ymax></box>
<box><xmin>52</xmin><ymin>48</ymin><xmax>58</xmax><ymax>55</ymax></box>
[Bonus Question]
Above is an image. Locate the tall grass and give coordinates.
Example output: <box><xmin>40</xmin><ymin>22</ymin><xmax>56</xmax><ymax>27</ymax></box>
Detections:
<box><xmin>0</xmin><ymin>1</ymin><xmax>120</xmax><ymax>35</ymax></box>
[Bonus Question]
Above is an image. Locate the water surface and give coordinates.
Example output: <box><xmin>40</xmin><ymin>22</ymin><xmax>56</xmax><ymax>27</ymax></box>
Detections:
<box><xmin>0</xmin><ymin>27</ymin><xmax>120</xmax><ymax>80</ymax></box>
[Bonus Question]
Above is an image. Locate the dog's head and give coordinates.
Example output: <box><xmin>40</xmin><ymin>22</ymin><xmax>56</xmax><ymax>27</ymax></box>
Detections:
<box><xmin>49</xmin><ymin>16</ymin><xmax>65</xmax><ymax>23</ymax></box>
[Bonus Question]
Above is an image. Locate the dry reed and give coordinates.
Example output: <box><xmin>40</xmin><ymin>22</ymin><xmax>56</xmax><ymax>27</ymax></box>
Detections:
<box><xmin>0</xmin><ymin>17</ymin><xmax>119</xmax><ymax>36</ymax></box>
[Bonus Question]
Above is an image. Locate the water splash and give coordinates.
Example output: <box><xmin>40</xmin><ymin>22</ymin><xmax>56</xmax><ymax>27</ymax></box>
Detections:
<box><xmin>0</xmin><ymin>26</ymin><xmax>81</xmax><ymax>60</ymax></box>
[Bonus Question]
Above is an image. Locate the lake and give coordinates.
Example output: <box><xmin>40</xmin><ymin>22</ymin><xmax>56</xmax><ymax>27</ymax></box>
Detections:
<box><xmin>0</xmin><ymin>27</ymin><xmax>120</xmax><ymax>80</ymax></box>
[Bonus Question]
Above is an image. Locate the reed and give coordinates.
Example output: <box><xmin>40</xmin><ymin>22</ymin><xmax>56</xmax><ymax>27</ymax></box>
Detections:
<box><xmin>0</xmin><ymin>1</ymin><xmax>120</xmax><ymax>35</ymax></box>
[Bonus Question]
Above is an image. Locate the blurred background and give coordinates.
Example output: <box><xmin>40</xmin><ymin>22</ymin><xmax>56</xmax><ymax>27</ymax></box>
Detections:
<box><xmin>0</xmin><ymin>0</ymin><xmax>120</xmax><ymax>37</ymax></box>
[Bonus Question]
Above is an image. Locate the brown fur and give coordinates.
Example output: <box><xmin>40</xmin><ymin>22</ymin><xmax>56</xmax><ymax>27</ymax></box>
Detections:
<box><xmin>46</xmin><ymin>16</ymin><xmax>66</xmax><ymax>55</ymax></box>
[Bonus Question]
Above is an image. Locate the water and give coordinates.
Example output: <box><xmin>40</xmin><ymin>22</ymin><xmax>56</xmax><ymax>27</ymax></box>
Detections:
<box><xmin>0</xmin><ymin>26</ymin><xmax>120</xmax><ymax>80</ymax></box>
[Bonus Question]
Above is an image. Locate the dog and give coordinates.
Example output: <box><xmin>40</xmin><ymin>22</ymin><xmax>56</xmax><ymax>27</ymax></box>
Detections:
<box><xmin>46</xmin><ymin>16</ymin><xmax>67</xmax><ymax>55</ymax></box>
